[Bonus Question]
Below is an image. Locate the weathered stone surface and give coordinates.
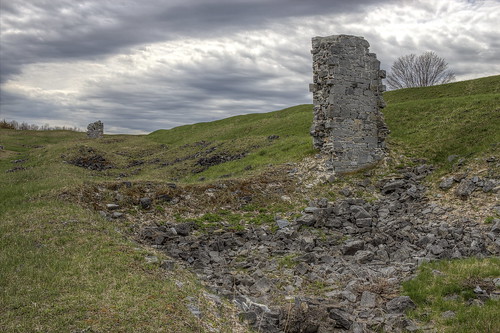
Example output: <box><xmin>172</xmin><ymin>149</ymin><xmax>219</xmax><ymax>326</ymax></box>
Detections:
<box><xmin>87</xmin><ymin>120</ymin><xmax>103</xmax><ymax>138</ymax></box>
<box><xmin>360</xmin><ymin>291</ymin><xmax>377</xmax><ymax>308</ymax></box>
<box><xmin>455</xmin><ymin>179</ymin><xmax>476</xmax><ymax>199</ymax></box>
<box><xmin>276</xmin><ymin>219</ymin><xmax>290</xmax><ymax>229</ymax></box>
<box><xmin>174</xmin><ymin>222</ymin><xmax>192</xmax><ymax>236</ymax></box>
<box><xmin>442</xmin><ymin>310</ymin><xmax>456</xmax><ymax>318</ymax></box>
<box><xmin>297</xmin><ymin>214</ymin><xmax>316</xmax><ymax>226</ymax></box>
<box><xmin>106</xmin><ymin>203</ymin><xmax>120</xmax><ymax>210</ymax></box>
<box><xmin>382</xmin><ymin>180</ymin><xmax>406</xmax><ymax>194</ymax></box>
<box><xmin>386</xmin><ymin>296</ymin><xmax>416</xmax><ymax>313</ymax></box>
<box><xmin>342</xmin><ymin>240</ymin><xmax>365</xmax><ymax>255</ymax></box>
<box><xmin>328</xmin><ymin>308</ymin><xmax>353</xmax><ymax>329</ymax></box>
<box><xmin>139</xmin><ymin>197</ymin><xmax>152</xmax><ymax>209</ymax></box>
<box><xmin>144</xmin><ymin>255</ymin><xmax>158</xmax><ymax>264</ymax></box>
<box><xmin>439</xmin><ymin>177</ymin><xmax>455</xmax><ymax>190</ymax></box>
<box><xmin>355</xmin><ymin>250</ymin><xmax>374</xmax><ymax>263</ymax></box>
<box><xmin>310</xmin><ymin>35</ymin><xmax>388</xmax><ymax>173</ymax></box>
<box><xmin>491</xmin><ymin>220</ymin><xmax>500</xmax><ymax>234</ymax></box>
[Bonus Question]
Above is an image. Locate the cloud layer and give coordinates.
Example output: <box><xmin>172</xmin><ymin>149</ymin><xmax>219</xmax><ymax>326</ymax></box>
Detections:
<box><xmin>1</xmin><ymin>0</ymin><xmax>499</xmax><ymax>133</ymax></box>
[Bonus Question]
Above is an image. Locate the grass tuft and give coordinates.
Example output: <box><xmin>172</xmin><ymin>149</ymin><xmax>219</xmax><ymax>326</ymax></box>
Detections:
<box><xmin>403</xmin><ymin>257</ymin><xmax>500</xmax><ymax>333</ymax></box>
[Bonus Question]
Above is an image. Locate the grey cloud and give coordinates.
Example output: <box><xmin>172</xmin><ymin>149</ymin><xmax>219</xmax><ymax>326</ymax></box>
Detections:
<box><xmin>74</xmin><ymin>54</ymin><xmax>310</xmax><ymax>133</ymax></box>
<box><xmin>1</xmin><ymin>0</ymin><xmax>498</xmax><ymax>134</ymax></box>
<box><xmin>0</xmin><ymin>0</ymin><xmax>384</xmax><ymax>128</ymax></box>
<box><xmin>0</xmin><ymin>89</ymin><xmax>85</xmax><ymax>128</ymax></box>
<box><xmin>0</xmin><ymin>0</ymin><xmax>388</xmax><ymax>82</ymax></box>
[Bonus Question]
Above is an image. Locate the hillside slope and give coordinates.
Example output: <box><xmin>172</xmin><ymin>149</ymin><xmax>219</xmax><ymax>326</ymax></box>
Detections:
<box><xmin>383</xmin><ymin>75</ymin><xmax>500</xmax><ymax>168</ymax></box>
<box><xmin>0</xmin><ymin>75</ymin><xmax>499</xmax><ymax>332</ymax></box>
<box><xmin>144</xmin><ymin>75</ymin><xmax>500</xmax><ymax>181</ymax></box>
<box><xmin>147</xmin><ymin>104</ymin><xmax>315</xmax><ymax>182</ymax></box>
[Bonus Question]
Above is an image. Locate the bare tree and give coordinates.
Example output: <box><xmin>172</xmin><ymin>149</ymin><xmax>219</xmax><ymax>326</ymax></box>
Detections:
<box><xmin>386</xmin><ymin>51</ymin><xmax>455</xmax><ymax>90</ymax></box>
<box><xmin>0</xmin><ymin>119</ymin><xmax>81</xmax><ymax>131</ymax></box>
<box><xmin>0</xmin><ymin>119</ymin><xmax>16</xmax><ymax>129</ymax></box>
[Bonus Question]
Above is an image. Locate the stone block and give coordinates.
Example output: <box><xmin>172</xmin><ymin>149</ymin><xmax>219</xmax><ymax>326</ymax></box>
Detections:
<box><xmin>310</xmin><ymin>35</ymin><xmax>388</xmax><ymax>173</ymax></box>
<box><xmin>87</xmin><ymin>120</ymin><xmax>103</xmax><ymax>138</ymax></box>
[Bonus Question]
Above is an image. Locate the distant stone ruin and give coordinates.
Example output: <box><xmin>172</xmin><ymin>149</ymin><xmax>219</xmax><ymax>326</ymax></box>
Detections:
<box><xmin>87</xmin><ymin>121</ymin><xmax>103</xmax><ymax>139</ymax></box>
<box><xmin>310</xmin><ymin>35</ymin><xmax>389</xmax><ymax>173</ymax></box>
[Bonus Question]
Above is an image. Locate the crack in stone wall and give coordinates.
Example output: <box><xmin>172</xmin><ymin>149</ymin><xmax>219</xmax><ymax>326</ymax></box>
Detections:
<box><xmin>310</xmin><ymin>35</ymin><xmax>389</xmax><ymax>173</ymax></box>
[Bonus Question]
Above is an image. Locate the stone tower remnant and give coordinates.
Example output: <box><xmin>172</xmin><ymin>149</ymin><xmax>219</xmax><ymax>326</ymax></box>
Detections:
<box><xmin>310</xmin><ymin>35</ymin><xmax>389</xmax><ymax>173</ymax></box>
<box><xmin>87</xmin><ymin>120</ymin><xmax>104</xmax><ymax>138</ymax></box>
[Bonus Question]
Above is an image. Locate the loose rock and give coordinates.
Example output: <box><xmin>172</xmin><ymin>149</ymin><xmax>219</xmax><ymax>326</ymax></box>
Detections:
<box><xmin>386</xmin><ymin>296</ymin><xmax>416</xmax><ymax>314</ymax></box>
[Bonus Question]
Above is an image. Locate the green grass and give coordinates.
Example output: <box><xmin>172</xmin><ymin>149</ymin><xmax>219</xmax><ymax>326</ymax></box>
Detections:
<box><xmin>277</xmin><ymin>254</ymin><xmax>299</xmax><ymax>269</ymax></box>
<box><xmin>0</xmin><ymin>130</ymin><xmax>244</xmax><ymax>332</ymax></box>
<box><xmin>383</xmin><ymin>75</ymin><xmax>500</xmax><ymax>103</ymax></box>
<box><xmin>383</xmin><ymin>75</ymin><xmax>500</xmax><ymax>170</ymax></box>
<box><xmin>1</xmin><ymin>202</ymin><xmax>203</xmax><ymax>332</ymax></box>
<box><xmin>147</xmin><ymin>104</ymin><xmax>315</xmax><ymax>181</ymax></box>
<box><xmin>403</xmin><ymin>258</ymin><xmax>500</xmax><ymax>333</ymax></box>
<box><xmin>148</xmin><ymin>104</ymin><xmax>313</xmax><ymax>143</ymax></box>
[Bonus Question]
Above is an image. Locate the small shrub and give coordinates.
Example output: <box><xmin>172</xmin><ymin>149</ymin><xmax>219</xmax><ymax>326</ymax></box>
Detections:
<box><xmin>155</xmin><ymin>205</ymin><xmax>165</xmax><ymax>213</ymax></box>
<box><xmin>201</xmin><ymin>213</ymin><xmax>222</xmax><ymax>222</ymax></box>
<box><xmin>484</xmin><ymin>216</ymin><xmax>495</xmax><ymax>224</ymax></box>
<box><xmin>278</xmin><ymin>254</ymin><xmax>298</xmax><ymax>269</ymax></box>
<box><xmin>0</xmin><ymin>119</ymin><xmax>16</xmax><ymax>129</ymax></box>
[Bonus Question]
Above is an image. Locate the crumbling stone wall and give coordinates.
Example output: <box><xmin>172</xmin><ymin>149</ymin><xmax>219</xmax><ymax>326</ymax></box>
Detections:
<box><xmin>310</xmin><ymin>35</ymin><xmax>389</xmax><ymax>173</ymax></box>
<box><xmin>87</xmin><ymin>120</ymin><xmax>103</xmax><ymax>139</ymax></box>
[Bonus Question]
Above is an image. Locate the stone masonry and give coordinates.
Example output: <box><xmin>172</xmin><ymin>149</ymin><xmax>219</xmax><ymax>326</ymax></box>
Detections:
<box><xmin>87</xmin><ymin>120</ymin><xmax>104</xmax><ymax>139</ymax></box>
<box><xmin>310</xmin><ymin>35</ymin><xmax>389</xmax><ymax>173</ymax></box>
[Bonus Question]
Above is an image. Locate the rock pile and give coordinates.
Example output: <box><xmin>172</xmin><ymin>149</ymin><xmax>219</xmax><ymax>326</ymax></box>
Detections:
<box><xmin>66</xmin><ymin>146</ymin><xmax>113</xmax><ymax>171</ymax></box>
<box><xmin>439</xmin><ymin>175</ymin><xmax>499</xmax><ymax>199</ymax></box>
<box><xmin>140</xmin><ymin>164</ymin><xmax>499</xmax><ymax>332</ymax></box>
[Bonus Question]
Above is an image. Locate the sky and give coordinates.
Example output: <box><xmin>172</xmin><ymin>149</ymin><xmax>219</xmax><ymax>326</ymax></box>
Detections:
<box><xmin>1</xmin><ymin>0</ymin><xmax>499</xmax><ymax>134</ymax></box>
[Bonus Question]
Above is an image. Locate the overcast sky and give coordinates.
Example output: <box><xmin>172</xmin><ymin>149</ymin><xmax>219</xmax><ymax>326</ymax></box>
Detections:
<box><xmin>1</xmin><ymin>0</ymin><xmax>499</xmax><ymax>134</ymax></box>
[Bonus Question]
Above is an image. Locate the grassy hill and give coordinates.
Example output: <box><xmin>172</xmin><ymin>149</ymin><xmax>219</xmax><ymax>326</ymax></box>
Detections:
<box><xmin>146</xmin><ymin>104</ymin><xmax>315</xmax><ymax>181</ymax></box>
<box><xmin>1</xmin><ymin>75</ymin><xmax>499</xmax><ymax>332</ymax></box>
<box><xmin>383</xmin><ymin>75</ymin><xmax>500</xmax><ymax>170</ymax></box>
<box><xmin>145</xmin><ymin>75</ymin><xmax>500</xmax><ymax>181</ymax></box>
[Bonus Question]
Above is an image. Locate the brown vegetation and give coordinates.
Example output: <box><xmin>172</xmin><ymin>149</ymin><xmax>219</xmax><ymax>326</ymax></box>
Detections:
<box><xmin>0</xmin><ymin>118</ymin><xmax>81</xmax><ymax>131</ymax></box>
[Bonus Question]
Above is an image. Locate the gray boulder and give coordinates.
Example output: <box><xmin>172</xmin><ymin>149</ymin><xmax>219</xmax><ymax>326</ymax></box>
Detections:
<box><xmin>439</xmin><ymin>177</ymin><xmax>454</xmax><ymax>190</ymax></box>
<box><xmin>455</xmin><ymin>179</ymin><xmax>476</xmax><ymax>199</ymax></box>
<box><xmin>140</xmin><ymin>197</ymin><xmax>152</xmax><ymax>209</ymax></box>
<box><xmin>276</xmin><ymin>219</ymin><xmax>290</xmax><ymax>229</ymax></box>
<box><xmin>342</xmin><ymin>240</ymin><xmax>365</xmax><ymax>255</ymax></box>
<box><xmin>386</xmin><ymin>296</ymin><xmax>416</xmax><ymax>313</ymax></box>
<box><xmin>297</xmin><ymin>214</ymin><xmax>316</xmax><ymax>226</ymax></box>
<box><xmin>328</xmin><ymin>308</ymin><xmax>352</xmax><ymax>329</ymax></box>
<box><xmin>491</xmin><ymin>220</ymin><xmax>500</xmax><ymax>234</ymax></box>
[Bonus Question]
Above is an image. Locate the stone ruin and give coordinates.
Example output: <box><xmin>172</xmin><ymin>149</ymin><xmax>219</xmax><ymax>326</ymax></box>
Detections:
<box><xmin>87</xmin><ymin>120</ymin><xmax>103</xmax><ymax>139</ymax></box>
<box><xmin>310</xmin><ymin>35</ymin><xmax>389</xmax><ymax>173</ymax></box>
